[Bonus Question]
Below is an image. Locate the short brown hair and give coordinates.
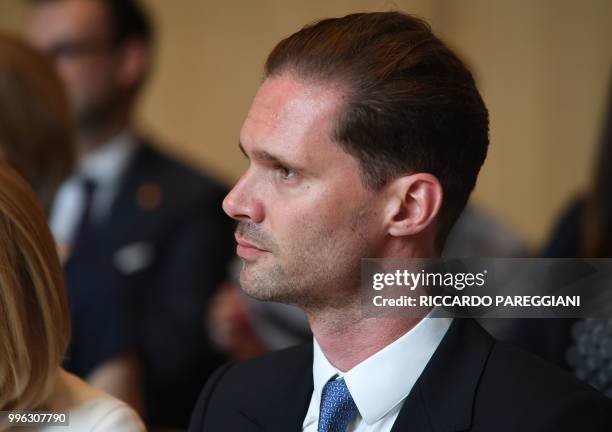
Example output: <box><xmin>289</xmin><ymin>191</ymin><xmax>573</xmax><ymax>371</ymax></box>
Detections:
<box><xmin>0</xmin><ymin>162</ymin><xmax>70</xmax><ymax>412</ymax></box>
<box><xmin>29</xmin><ymin>0</ymin><xmax>153</xmax><ymax>45</ymax></box>
<box><xmin>265</xmin><ymin>12</ymin><xmax>489</xmax><ymax>251</ymax></box>
<box><xmin>0</xmin><ymin>33</ymin><xmax>75</xmax><ymax>213</ymax></box>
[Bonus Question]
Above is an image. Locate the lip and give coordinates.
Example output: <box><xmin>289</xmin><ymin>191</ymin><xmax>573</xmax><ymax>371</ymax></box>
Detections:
<box><xmin>235</xmin><ymin>236</ymin><xmax>268</xmax><ymax>260</ymax></box>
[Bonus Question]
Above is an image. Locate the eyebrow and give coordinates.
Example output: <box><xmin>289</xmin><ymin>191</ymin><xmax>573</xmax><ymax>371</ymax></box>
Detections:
<box><xmin>238</xmin><ymin>141</ymin><xmax>298</xmax><ymax>169</ymax></box>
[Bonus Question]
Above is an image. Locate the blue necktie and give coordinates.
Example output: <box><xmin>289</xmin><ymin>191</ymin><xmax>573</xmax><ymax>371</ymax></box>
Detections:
<box><xmin>318</xmin><ymin>377</ymin><xmax>359</xmax><ymax>432</ymax></box>
<box><xmin>71</xmin><ymin>178</ymin><xmax>97</xmax><ymax>256</ymax></box>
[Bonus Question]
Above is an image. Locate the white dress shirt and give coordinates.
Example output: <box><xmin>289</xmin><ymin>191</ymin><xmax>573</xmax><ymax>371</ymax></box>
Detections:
<box><xmin>49</xmin><ymin>131</ymin><xmax>138</xmax><ymax>246</ymax></box>
<box><xmin>302</xmin><ymin>317</ymin><xmax>452</xmax><ymax>431</ymax></box>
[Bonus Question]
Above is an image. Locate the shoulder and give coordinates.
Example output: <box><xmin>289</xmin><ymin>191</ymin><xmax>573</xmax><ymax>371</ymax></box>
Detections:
<box><xmin>189</xmin><ymin>343</ymin><xmax>313</xmax><ymax>430</ymax></box>
<box><xmin>48</xmin><ymin>371</ymin><xmax>145</xmax><ymax>432</ymax></box>
<box><xmin>485</xmin><ymin>339</ymin><xmax>599</xmax><ymax>396</ymax></box>
<box><xmin>421</xmin><ymin>320</ymin><xmax>611</xmax><ymax>430</ymax></box>
<box><xmin>120</xmin><ymin>140</ymin><xmax>230</xmax><ymax>230</ymax></box>
<box><xmin>133</xmin><ymin>140</ymin><xmax>228</xmax><ymax>200</ymax></box>
<box><xmin>69</xmin><ymin>397</ymin><xmax>146</xmax><ymax>432</ymax></box>
<box><xmin>477</xmin><ymin>338</ymin><xmax>612</xmax><ymax>429</ymax></box>
<box><xmin>205</xmin><ymin>342</ymin><xmax>312</xmax><ymax>398</ymax></box>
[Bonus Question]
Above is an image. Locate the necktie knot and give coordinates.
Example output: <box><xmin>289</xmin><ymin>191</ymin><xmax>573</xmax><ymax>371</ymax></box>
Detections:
<box><xmin>318</xmin><ymin>377</ymin><xmax>359</xmax><ymax>432</ymax></box>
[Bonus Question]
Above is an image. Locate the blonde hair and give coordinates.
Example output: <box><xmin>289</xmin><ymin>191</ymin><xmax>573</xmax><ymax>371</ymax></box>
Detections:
<box><xmin>0</xmin><ymin>33</ymin><xmax>75</xmax><ymax>214</ymax></box>
<box><xmin>0</xmin><ymin>162</ymin><xmax>70</xmax><ymax>412</ymax></box>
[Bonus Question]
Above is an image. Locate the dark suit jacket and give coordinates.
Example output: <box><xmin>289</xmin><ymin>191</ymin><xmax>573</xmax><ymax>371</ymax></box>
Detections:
<box><xmin>63</xmin><ymin>140</ymin><xmax>234</xmax><ymax>428</ymax></box>
<box><xmin>189</xmin><ymin>319</ymin><xmax>612</xmax><ymax>431</ymax></box>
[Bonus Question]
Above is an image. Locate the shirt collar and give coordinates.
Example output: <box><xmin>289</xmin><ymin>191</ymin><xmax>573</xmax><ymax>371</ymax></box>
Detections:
<box><xmin>77</xmin><ymin>130</ymin><xmax>138</xmax><ymax>185</ymax></box>
<box><xmin>312</xmin><ymin>316</ymin><xmax>452</xmax><ymax>425</ymax></box>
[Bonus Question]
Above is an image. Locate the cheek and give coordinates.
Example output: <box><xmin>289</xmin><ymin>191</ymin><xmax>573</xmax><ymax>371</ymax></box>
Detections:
<box><xmin>60</xmin><ymin>59</ymin><xmax>114</xmax><ymax>90</ymax></box>
<box><xmin>57</xmin><ymin>63</ymin><xmax>100</xmax><ymax>101</ymax></box>
<box><xmin>265</xmin><ymin>177</ymin><xmax>376</xmax><ymax>250</ymax></box>
<box><xmin>273</xmin><ymin>197</ymin><xmax>356</xmax><ymax>248</ymax></box>
<box><xmin>265</xmin><ymin>199</ymin><xmax>326</xmax><ymax>250</ymax></box>
<box><xmin>56</xmin><ymin>61</ymin><xmax>82</xmax><ymax>87</ymax></box>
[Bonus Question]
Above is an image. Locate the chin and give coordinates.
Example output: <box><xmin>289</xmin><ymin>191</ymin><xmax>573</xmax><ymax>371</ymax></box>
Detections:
<box><xmin>238</xmin><ymin>269</ymin><xmax>274</xmax><ymax>301</ymax></box>
<box><xmin>239</xmin><ymin>274</ymin><xmax>299</xmax><ymax>305</ymax></box>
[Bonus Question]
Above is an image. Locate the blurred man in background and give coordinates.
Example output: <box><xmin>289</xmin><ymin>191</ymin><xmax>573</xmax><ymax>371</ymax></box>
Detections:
<box><xmin>27</xmin><ymin>0</ymin><xmax>234</xmax><ymax>428</ymax></box>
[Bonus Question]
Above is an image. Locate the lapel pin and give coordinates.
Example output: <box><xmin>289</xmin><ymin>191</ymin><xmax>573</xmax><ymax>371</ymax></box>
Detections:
<box><xmin>137</xmin><ymin>182</ymin><xmax>162</xmax><ymax>210</ymax></box>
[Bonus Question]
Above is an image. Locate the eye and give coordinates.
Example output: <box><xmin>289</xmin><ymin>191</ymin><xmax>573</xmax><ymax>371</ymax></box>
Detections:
<box><xmin>276</xmin><ymin>165</ymin><xmax>298</xmax><ymax>180</ymax></box>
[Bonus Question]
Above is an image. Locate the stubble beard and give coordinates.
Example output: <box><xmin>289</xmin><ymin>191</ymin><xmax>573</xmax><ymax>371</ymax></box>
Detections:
<box><xmin>237</xmin><ymin>206</ymin><xmax>372</xmax><ymax>311</ymax></box>
<box><xmin>75</xmin><ymin>87</ymin><xmax>125</xmax><ymax>145</ymax></box>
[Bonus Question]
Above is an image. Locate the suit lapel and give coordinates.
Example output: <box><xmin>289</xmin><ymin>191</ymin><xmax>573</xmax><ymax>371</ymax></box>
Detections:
<box><xmin>391</xmin><ymin>319</ymin><xmax>494</xmax><ymax>432</ymax></box>
<box><xmin>391</xmin><ymin>384</ymin><xmax>434</xmax><ymax>432</ymax></box>
<box><xmin>104</xmin><ymin>142</ymin><xmax>151</xmax><ymax>247</ymax></box>
<box><xmin>238</xmin><ymin>343</ymin><xmax>314</xmax><ymax>431</ymax></box>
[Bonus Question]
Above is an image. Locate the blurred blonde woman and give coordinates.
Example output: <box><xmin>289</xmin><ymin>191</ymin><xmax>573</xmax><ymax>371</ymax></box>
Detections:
<box><xmin>0</xmin><ymin>33</ymin><xmax>74</xmax><ymax>215</ymax></box>
<box><xmin>0</xmin><ymin>32</ymin><xmax>143</xmax><ymax>413</ymax></box>
<box><xmin>0</xmin><ymin>162</ymin><xmax>145</xmax><ymax>431</ymax></box>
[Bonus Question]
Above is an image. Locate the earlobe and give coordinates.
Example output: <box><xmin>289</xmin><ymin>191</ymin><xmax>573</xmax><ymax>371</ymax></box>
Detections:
<box><xmin>386</xmin><ymin>173</ymin><xmax>443</xmax><ymax>238</ymax></box>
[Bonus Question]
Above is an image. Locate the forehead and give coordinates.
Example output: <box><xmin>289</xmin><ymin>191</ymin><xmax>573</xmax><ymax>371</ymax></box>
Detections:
<box><xmin>240</xmin><ymin>73</ymin><xmax>347</xmax><ymax>161</ymax></box>
<box><xmin>27</xmin><ymin>0</ymin><xmax>111</xmax><ymax>46</ymax></box>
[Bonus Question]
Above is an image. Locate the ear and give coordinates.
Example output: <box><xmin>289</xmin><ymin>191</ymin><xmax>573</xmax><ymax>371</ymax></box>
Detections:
<box><xmin>384</xmin><ymin>173</ymin><xmax>443</xmax><ymax>238</ymax></box>
<box><xmin>116</xmin><ymin>38</ymin><xmax>149</xmax><ymax>90</ymax></box>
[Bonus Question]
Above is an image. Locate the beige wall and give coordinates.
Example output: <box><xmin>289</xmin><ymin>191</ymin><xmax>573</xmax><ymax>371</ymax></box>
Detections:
<box><xmin>1</xmin><ymin>0</ymin><xmax>611</xmax><ymax>248</ymax></box>
<box><xmin>432</xmin><ymin>0</ymin><xmax>612</xmax><ymax>248</ymax></box>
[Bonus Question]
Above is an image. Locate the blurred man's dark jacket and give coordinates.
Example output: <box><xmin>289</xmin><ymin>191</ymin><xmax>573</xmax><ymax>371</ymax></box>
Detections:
<box><xmin>64</xmin><ymin>139</ymin><xmax>234</xmax><ymax>428</ymax></box>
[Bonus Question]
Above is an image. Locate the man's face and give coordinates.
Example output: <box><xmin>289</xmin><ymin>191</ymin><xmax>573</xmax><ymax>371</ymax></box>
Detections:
<box><xmin>223</xmin><ymin>73</ymin><xmax>386</xmax><ymax>309</ymax></box>
<box><xmin>26</xmin><ymin>0</ymin><xmax>122</xmax><ymax>132</ymax></box>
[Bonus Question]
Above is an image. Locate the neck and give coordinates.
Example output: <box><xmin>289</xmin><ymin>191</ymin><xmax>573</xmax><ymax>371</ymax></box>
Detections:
<box><xmin>306</xmin><ymin>244</ymin><xmax>435</xmax><ymax>371</ymax></box>
<box><xmin>78</xmin><ymin>106</ymin><xmax>132</xmax><ymax>154</ymax></box>
<box><xmin>307</xmin><ymin>304</ymin><xmax>421</xmax><ymax>371</ymax></box>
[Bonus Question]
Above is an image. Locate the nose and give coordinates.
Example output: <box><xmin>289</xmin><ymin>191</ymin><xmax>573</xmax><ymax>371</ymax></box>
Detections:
<box><xmin>222</xmin><ymin>173</ymin><xmax>264</xmax><ymax>224</ymax></box>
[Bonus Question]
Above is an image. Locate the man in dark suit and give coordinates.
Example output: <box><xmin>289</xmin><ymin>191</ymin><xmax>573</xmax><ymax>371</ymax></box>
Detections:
<box><xmin>26</xmin><ymin>0</ymin><xmax>233</xmax><ymax>428</ymax></box>
<box><xmin>189</xmin><ymin>12</ymin><xmax>612</xmax><ymax>431</ymax></box>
